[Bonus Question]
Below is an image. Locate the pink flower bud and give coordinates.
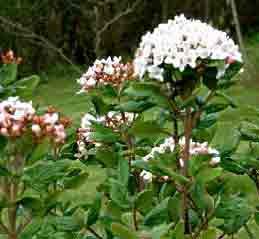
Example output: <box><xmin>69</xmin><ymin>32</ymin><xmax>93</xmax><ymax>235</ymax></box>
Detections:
<box><xmin>0</xmin><ymin>127</ymin><xmax>9</xmax><ymax>136</ymax></box>
<box><xmin>46</xmin><ymin>125</ymin><xmax>54</xmax><ymax>133</ymax></box>
<box><xmin>32</xmin><ymin>124</ymin><xmax>41</xmax><ymax>136</ymax></box>
<box><xmin>226</xmin><ymin>57</ymin><xmax>236</xmax><ymax>65</ymax></box>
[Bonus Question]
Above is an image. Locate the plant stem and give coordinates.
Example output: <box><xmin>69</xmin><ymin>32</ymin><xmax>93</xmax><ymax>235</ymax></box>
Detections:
<box><xmin>7</xmin><ymin>151</ymin><xmax>20</xmax><ymax>239</ymax></box>
<box><xmin>0</xmin><ymin>221</ymin><xmax>9</xmax><ymax>234</ymax></box>
<box><xmin>182</xmin><ymin>107</ymin><xmax>192</xmax><ymax>234</ymax></box>
<box><xmin>133</xmin><ymin>205</ymin><xmax>138</xmax><ymax>231</ymax></box>
<box><xmin>88</xmin><ymin>227</ymin><xmax>103</xmax><ymax>239</ymax></box>
<box><xmin>217</xmin><ymin>233</ymin><xmax>226</xmax><ymax>239</ymax></box>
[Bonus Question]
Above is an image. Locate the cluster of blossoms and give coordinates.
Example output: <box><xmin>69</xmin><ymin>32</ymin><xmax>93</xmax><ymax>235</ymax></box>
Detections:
<box><xmin>141</xmin><ymin>136</ymin><xmax>220</xmax><ymax>181</ymax></box>
<box><xmin>134</xmin><ymin>14</ymin><xmax>242</xmax><ymax>81</ymax></box>
<box><xmin>0</xmin><ymin>97</ymin><xmax>70</xmax><ymax>144</ymax></box>
<box><xmin>76</xmin><ymin>111</ymin><xmax>136</xmax><ymax>159</ymax></box>
<box><xmin>77</xmin><ymin>56</ymin><xmax>134</xmax><ymax>93</ymax></box>
<box><xmin>1</xmin><ymin>50</ymin><xmax>22</xmax><ymax>65</ymax></box>
<box><xmin>31</xmin><ymin>107</ymin><xmax>71</xmax><ymax>145</ymax></box>
<box><xmin>0</xmin><ymin>97</ymin><xmax>35</xmax><ymax>137</ymax></box>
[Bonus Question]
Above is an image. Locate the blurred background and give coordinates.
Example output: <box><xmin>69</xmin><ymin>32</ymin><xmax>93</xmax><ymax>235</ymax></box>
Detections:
<box><xmin>0</xmin><ymin>0</ymin><xmax>258</xmax><ymax>72</ymax></box>
<box><xmin>0</xmin><ymin>0</ymin><xmax>258</xmax><ymax>119</ymax></box>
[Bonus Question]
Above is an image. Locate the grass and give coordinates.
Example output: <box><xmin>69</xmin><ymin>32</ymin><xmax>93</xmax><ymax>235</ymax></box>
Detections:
<box><xmin>34</xmin><ymin>65</ymin><xmax>90</xmax><ymax>124</ymax></box>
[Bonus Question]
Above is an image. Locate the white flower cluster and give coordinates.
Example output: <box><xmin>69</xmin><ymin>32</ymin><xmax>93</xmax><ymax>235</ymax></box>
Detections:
<box><xmin>141</xmin><ymin>136</ymin><xmax>220</xmax><ymax>182</ymax></box>
<box><xmin>134</xmin><ymin>14</ymin><xmax>242</xmax><ymax>81</ymax></box>
<box><xmin>77</xmin><ymin>56</ymin><xmax>134</xmax><ymax>93</ymax></box>
<box><xmin>0</xmin><ymin>97</ymin><xmax>35</xmax><ymax>137</ymax></box>
<box><xmin>76</xmin><ymin>111</ymin><xmax>136</xmax><ymax>159</ymax></box>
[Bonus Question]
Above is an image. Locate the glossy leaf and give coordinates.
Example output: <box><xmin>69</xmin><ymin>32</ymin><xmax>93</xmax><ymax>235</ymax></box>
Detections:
<box><xmin>111</xmin><ymin>223</ymin><xmax>138</xmax><ymax>239</ymax></box>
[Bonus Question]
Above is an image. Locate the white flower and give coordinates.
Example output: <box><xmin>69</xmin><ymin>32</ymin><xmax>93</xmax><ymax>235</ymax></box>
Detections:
<box><xmin>140</xmin><ymin>170</ymin><xmax>153</xmax><ymax>182</ymax></box>
<box><xmin>43</xmin><ymin>113</ymin><xmax>59</xmax><ymax>125</ymax></box>
<box><xmin>134</xmin><ymin>14</ymin><xmax>242</xmax><ymax>81</ymax></box>
<box><xmin>142</xmin><ymin>136</ymin><xmax>220</xmax><ymax>167</ymax></box>
<box><xmin>81</xmin><ymin>113</ymin><xmax>99</xmax><ymax>128</ymax></box>
<box><xmin>104</xmin><ymin>65</ymin><xmax>115</xmax><ymax>75</ymax></box>
<box><xmin>32</xmin><ymin>124</ymin><xmax>41</xmax><ymax>136</ymax></box>
<box><xmin>87</xmin><ymin>77</ymin><xmax>97</xmax><ymax>87</ymax></box>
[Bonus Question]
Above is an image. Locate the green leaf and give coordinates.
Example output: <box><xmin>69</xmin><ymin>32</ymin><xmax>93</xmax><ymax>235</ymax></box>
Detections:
<box><xmin>144</xmin><ymin>197</ymin><xmax>169</xmax><ymax>226</ymax></box>
<box><xmin>254</xmin><ymin>211</ymin><xmax>259</xmax><ymax>226</ymax></box>
<box><xmin>0</xmin><ymin>63</ymin><xmax>17</xmax><ymax>85</ymax></box>
<box><xmin>215</xmin><ymin>92</ymin><xmax>237</xmax><ymax>108</ymax></box>
<box><xmin>135</xmin><ymin>190</ymin><xmax>153</xmax><ymax>214</ymax></box>
<box><xmin>64</xmin><ymin>172</ymin><xmax>89</xmax><ymax>189</ymax></box>
<box><xmin>86</xmin><ymin>193</ymin><xmax>102</xmax><ymax>226</ymax></box>
<box><xmin>217</xmin><ymin>78</ymin><xmax>239</xmax><ymax>90</ymax></box>
<box><xmin>27</xmin><ymin>141</ymin><xmax>49</xmax><ymax>165</ymax></box>
<box><xmin>215</xmin><ymin>195</ymin><xmax>252</xmax><ymax>234</ymax></box>
<box><xmin>203</xmin><ymin>67</ymin><xmax>218</xmax><ymax>90</ymax></box>
<box><xmin>111</xmin><ymin>223</ymin><xmax>138</xmax><ymax>239</ymax></box>
<box><xmin>124</xmin><ymin>82</ymin><xmax>169</xmax><ymax>107</ymax></box>
<box><xmin>200</xmin><ymin>228</ymin><xmax>217</xmax><ymax>239</ymax></box>
<box><xmin>221</xmin><ymin>61</ymin><xmax>243</xmax><ymax>81</ymax></box>
<box><xmin>151</xmin><ymin>224</ymin><xmax>171</xmax><ymax>239</ymax></box>
<box><xmin>0</xmin><ymin>135</ymin><xmax>7</xmax><ymax>152</ymax></box>
<box><xmin>50</xmin><ymin>216</ymin><xmax>81</xmax><ymax>232</ymax></box>
<box><xmin>171</xmin><ymin>221</ymin><xmax>185</xmax><ymax>239</ymax></box>
<box><xmin>220</xmin><ymin>157</ymin><xmax>247</xmax><ymax>175</ymax></box>
<box><xmin>110</xmin><ymin>179</ymin><xmax>129</xmax><ymax>209</ymax></box>
<box><xmin>20</xmin><ymin>218</ymin><xmax>42</xmax><ymax>239</ymax></box>
<box><xmin>129</xmin><ymin>120</ymin><xmax>167</xmax><ymax>138</ymax></box>
<box><xmin>197</xmin><ymin>113</ymin><xmax>218</xmax><ymax>129</ymax></box>
<box><xmin>18</xmin><ymin>196</ymin><xmax>44</xmax><ymax>215</ymax></box>
<box><xmin>115</xmin><ymin>100</ymin><xmax>155</xmax><ymax>113</ymax></box>
<box><xmin>196</xmin><ymin>168</ymin><xmax>222</xmax><ymax>184</ymax></box>
<box><xmin>15</xmin><ymin>75</ymin><xmax>40</xmax><ymax>98</ymax></box>
<box><xmin>240</xmin><ymin>121</ymin><xmax>259</xmax><ymax>142</ymax></box>
<box><xmin>118</xmin><ymin>157</ymin><xmax>129</xmax><ymax>187</ymax></box>
<box><xmin>91</xmin><ymin>124</ymin><xmax>119</xmax><ymax>143</ymax></box>
<box><xmin>148</xmin><ymin>159</ymin><xmax>189</xmax><ymax>184</ymax></box>
<box><xmin>23</xmin><ymin>160</ymin><xmax>71</xmax><ymax>190</ymax></box>
<box><xmin>211</xmin><ymin>123</ymin><xmax>240</xmax><ymax>154</ymax></box>
<box><xmin>204</xmin><ymin>103</ymin><xmax>228</xmax><ymax>114</ymax></box>
<box><xmin>190</xmin><ymin>183</ymin><xmax>207</xmax><ymax>212</ymax></box>
<box><xmin>0</xmin><ymin>165</ymin><xmax>11</xmax><ymax>177</ymax></box>
<box><xmin>96</xmin><ymin>147</ymin><xmax>119</xmax><ymax>167</ymax></box>
<box><xmin>91</xmin><ymin>95</ymin><xmax>112</xmax><ymax>115</ymax></box>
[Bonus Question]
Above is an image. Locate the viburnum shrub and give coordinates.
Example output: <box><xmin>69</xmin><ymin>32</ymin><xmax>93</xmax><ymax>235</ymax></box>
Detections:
<box><xmin>0</xmin><ymin>51</ymin><xmax>90</xmax><ymax>239</ymax></box>
<box><xmin>0</xmin><ymin>15</ymin><xmax>256</xmax><ymax>239</ymax></box>
<box><xmin>0</xmin><ymin>96</ymin><xmax>82</xmax><ymax>239</ymax></box>
<box><xmin>69</xmin><ymin>15</ymin><xmax>255</xmax><ymax>239</ymax></box>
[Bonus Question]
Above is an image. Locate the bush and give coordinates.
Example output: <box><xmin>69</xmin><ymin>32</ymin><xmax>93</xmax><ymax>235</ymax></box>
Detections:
<box><xmin>0</xmin><ymin>15</ymin><xmax>258</xmax><ymax>239</ymax></box>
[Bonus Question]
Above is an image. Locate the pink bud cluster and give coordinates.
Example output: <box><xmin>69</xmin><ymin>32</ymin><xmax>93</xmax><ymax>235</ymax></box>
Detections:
<box><xmin>1</xmin><ymin>50</ymin><xmax>22</xmax><ymax>65</ymax></box>
<box><xmin>31</xmin><ymin>107</ymin><xmax>71</xmax><ymax>145</ymax></box>
<box><xmin>76</xmin><ymin>111</ymin><xmax>136</xmax><ymax>159</ymax></box>
<box><xmin>0</xmin><ymin>97</ymin><xmax>35</xmax><ymax>137</ymax></box>
<box><xmin>0</xmin><ymin>97</ymin><xmax>71</xmax><ymax>145</ymax></box>
<box><xmin>77</xmin><ymin>56</ymin><xmax>134</xmax><ymax>93</ymax></box>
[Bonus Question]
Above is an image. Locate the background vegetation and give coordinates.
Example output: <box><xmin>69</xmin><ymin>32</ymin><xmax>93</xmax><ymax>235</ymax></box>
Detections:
<box><xmin>0</xmin><ymin>0</ymin><xmax>259</xmax><ymax>72</ymax></box>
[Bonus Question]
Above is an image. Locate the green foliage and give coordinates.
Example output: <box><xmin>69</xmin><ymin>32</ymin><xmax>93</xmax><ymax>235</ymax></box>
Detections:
<box><xmin>215</xmin><ymin>196</ymin><xmax>252</xmax><ymax>234</ymax></box>
<box><xmin>0</xmin><ymin>62</ymin><xmax>40</xmax><ymax>99</ymax></box>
